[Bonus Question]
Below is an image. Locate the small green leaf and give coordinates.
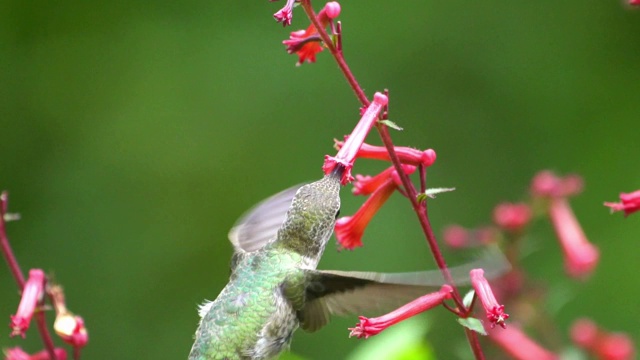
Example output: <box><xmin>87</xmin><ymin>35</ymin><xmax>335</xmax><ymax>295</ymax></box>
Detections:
<box><xmin>424</xmin><ymin>187</ymin><xmax>456</xmax><ymax>198</ymax></box>
<box><xmin>457</xmin><ymin>317</ymin><xmax>487</xmax><ymax>336</ymax></box>
<box><xmin>462</xmin><ymin>290</ymin><xmax>475</xmax><ymax>309</ymax></box>
<box><xmin>378</xmin><ymin>119</ymin><xmax>403</xmax><ymax>131</ymax></box>
<box><xmin>416</xmin><ymin>193</ymin><xmax>428</xmax><ymax>203</ymax></box>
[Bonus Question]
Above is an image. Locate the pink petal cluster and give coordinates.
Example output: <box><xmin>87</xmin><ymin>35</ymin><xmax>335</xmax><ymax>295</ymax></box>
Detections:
<box><xmin>349</xmin><ymin>285</ymin><xmax>452</xmax><ymax>338</ymax></box>
<box><xmin>442</xmin><ymin>225</ymin><xmax>497</xmax><ymax>248</ymax></box>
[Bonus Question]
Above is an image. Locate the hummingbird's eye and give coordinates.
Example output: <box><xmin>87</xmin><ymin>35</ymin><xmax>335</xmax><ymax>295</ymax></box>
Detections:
<box><xmin>335</xmin><ymin>209</ymin><xmax>341</xmax><ymax>219</ymax></box>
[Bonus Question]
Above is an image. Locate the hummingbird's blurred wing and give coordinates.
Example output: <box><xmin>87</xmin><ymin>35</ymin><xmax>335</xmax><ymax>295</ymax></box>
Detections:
<box><xmin>298</xmin><ymin>246</ymin><xmax>510</xmax><ymax>332</ymax></box>
<box><xmin>228</xmin><ymin>184</ymin><xmax>303</xmax><ymax>253</ymax></box>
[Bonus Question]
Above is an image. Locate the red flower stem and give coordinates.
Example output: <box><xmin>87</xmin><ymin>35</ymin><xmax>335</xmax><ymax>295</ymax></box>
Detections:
<box><xmin>419</xmin><ymin>164</ymin><xmax>427</xmax><ymax>193</ymax></box>
<box><xmin>0</xmin><ymin>192</ymin><xmax>25</xmax><ymax>287</ymax></box>
<box><xmin>35</xmin><ymin>307</ymin><xmax>59</xmax><ymax>360</ymax></box>
<box><xmin>299</xmin><ymin>0</ymin><xmax>369</xmax><ymax>107</ymax></box>
<box><xmin>1</xmin><ymin>193</ymin><xmax>59</xmax><ymax>360</ymax></box>
<box><xmin>300</xmin><ymin>2</ymin><xmax>484</xmax><ymax>358</ymax></box>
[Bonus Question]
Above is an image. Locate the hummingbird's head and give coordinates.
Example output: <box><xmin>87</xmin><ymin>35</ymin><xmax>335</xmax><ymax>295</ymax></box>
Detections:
<box><xmin>275</xmin><ymin>166</ymin><xmax>343</xmax><ymax>262</ymax></box>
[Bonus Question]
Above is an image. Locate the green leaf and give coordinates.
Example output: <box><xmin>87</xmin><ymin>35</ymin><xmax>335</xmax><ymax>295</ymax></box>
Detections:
<box><xmin>457</xmin><ymin>317</ymin><xmax>487</xmax><ymax>336</ymax></box>
<box><xmin>378</xmin><ymin>119</ymin><xmax>403</xmax><ymax>131</ymax></box>
<box><xmin>462</xmin><ymin>290</ymin><xmax>475</xmax><ymax>309</ymax></box>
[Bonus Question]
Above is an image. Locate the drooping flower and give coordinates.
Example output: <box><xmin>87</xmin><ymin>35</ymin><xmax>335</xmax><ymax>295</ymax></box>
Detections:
<box><xmin>442</xmin><ymin>225</ymin><xmax>498</xmax><ymax>248</ymax></box>
<box><xmin>488</xmin><ymin>324</ymin><xmax>558</xmax><ymax>360</ymax></box>
<box><xmin>604</xmin><ymin>190</ymin><xmax>640</xmax><ymax>217</ymax></box>
<box><xmin>334</xmin><ymin>139</ymin><xmax>437</xmax><ymax>167</ymax></box>
<box><xmin>282</xmin><ymin>2</ymin><xmax>341</xmax><ymax>65</ymax></box>
<box><xmin>349</xmin><ymin>285</ymin><xmax>452</xmax><ymax>338</ymax></box>
<box><xmin>273</xmin><ymin>0</ymin><xmax>296</xmax><ymax>27</ymax></box>
<box><xmin>549</xmin><ymin>197</ymin><xmax>599</xmax><ymax>278</ymax></box>
<box><xmin>493</xmin><ymin>202</ymin><xmax>532</xmax><ymax>233</ymax></box>
<box><xmin>470</xmin><ymin>268</ymin><xmax>509</xmax><ymax>329</ymax></box>
<box><xmin>323</xmin><ymin>92</ymin><xmax>388</xmax><ymax>185</ymax></box>
<box><xmin>10</xmin><ymin>269</ymin><xmax>45</xmax><ymax>338</ymax></box>
<box><xmin>334</xmin><ymin>173</ymin><xmax>398</xmax><ymax>249</ymax></box>
<box><xmin>530</xmin><ymin>171</ymin><xmax>598</xmax><ymax>279</ymax></box>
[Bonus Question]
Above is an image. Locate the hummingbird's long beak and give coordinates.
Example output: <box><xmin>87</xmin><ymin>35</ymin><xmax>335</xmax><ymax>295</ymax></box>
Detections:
<box><xmin>330</xmin><ymin>163</ymin><xmax>346</xmax><ymax>180</ymax></box>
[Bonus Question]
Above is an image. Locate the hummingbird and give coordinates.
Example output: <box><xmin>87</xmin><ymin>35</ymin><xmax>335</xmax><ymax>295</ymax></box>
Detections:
<box><xmin>189</xmin><ymin>166</ymin><xmax>507</xmax><ymax>360</ymax></box>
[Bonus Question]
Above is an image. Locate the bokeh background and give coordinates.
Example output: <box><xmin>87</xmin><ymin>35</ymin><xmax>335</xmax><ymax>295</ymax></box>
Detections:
<box><xmin>1</xmin><ymin>1</ymin><xmax>639</xmax><ymax>359</ymax></box>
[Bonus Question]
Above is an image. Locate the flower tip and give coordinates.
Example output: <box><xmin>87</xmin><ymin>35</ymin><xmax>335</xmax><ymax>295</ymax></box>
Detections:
<box><xmin>493</xmin><ymin>202</ymin><xmax>532</xmax><ymax>232</ymax></box>
<box><xmin>565</xmin><ymin>242</ymin><xmax>599</xmax><ymax>278</ymax></box>
<box><xmin>570</xmin><ymin>318</ymin><xmax>598</xmax><ymax>348</ymax></box>
<box><xmin>334</xmin><ymin>216</ymin><xmax>364</xmax><ymax>249</ymax></box>
<box><xmin>373</xmin><ymin>92</ymin><xmax>388</xmax><ymax>106</ymax></box>
<box><xmin>324</xmin><ymin>1</ymin><xmax>341</xmax><ymax>19</ymax></box>
<box><xmin>421</xmin><ymin>149</ymin><xmax>437</xmax><ymax>167</ymax></box>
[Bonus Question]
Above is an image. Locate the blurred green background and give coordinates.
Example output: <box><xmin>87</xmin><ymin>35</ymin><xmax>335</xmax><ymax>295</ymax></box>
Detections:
<box><xmin>1</xmin><ymin>1</ymin><xmax>639</xmax><ymax>359</ymax></box>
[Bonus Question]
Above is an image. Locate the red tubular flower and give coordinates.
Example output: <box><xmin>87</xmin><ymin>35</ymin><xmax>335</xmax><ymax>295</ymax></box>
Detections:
<box><xmin>282</xmin><ymin>2</ymin><xmax>341</xmax><ymax>65</ymax></box>
<box><xmin>349</xmin><ymin>285</ymin><xmax>452</xmax><ymax>338</ymax></box>
<box><xmin>10</xmin><ymin>269</ymin><xmax>45</xmax><ymax>338</ymax></box>
<box><xmin>4</xmin><ymin>347</ymin><xmax>68</xmax><ymax>360</ymax></box>
<box><xmin>470</xmin><ymin>268</ymin><xmax>509</xmax><ymax>329</ymax></box>
<box><xmin>549</xmin><ymin>197</ymin><xmax>599</xmax><ymax>278</ymax></box>
<box><xmin>323</xmin><ymin>93</ymin><xmax>388</xmax><ymax>185</ymax></box>
<box><xmin>604</xmin><ymin>190</ymin><xmax>640</xmax><ymax>217</ymax></box>
<box><xmin>352</xmin><ymin>165</ymin><xmax>415</xmax><ymax>196</ymax></box>
<box><xmin>488</xmin><ymin>325</ymin><xmax>558</xmax><ymax>360</ymax></box>
<box><xmin>493</xmin><ymin>202</ymin><xmax>532</xmax><ymax>233</ymax></box>
<box><xmin>630</xmin><ymin>0</ymin><xmax>640</xmax><ymax>6</ymax></box>
<box><xmin>335</xmin><ymin>177</ymin><xmax>395</xmax><ymax>249</ymax></box>
<box><xmin>334</xmin><ymin>140</ymin><xmax>437</xmax><ymax>167</ymax></box>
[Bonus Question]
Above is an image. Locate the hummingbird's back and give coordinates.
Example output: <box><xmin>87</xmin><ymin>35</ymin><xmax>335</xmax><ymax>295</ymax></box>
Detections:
<box><xmin>189</xmin><ymin>249</ymin><xmax>304</xmax><ymax>360</ymax></box>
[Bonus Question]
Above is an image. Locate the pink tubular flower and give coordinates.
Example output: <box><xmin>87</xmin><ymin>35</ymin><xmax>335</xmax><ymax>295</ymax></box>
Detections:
<box><xmin>282</xmin><ymin>2</ymin><xmax>341</xmax><ymax>65</ymax></box>
<box><xmin>4</xmin><ymin>347</ymin><xmax>68</xmax><ymax>360</ymax></box>
<box><xmin>488</xmin><ymin>325</ymin><xmax>558</xmax><ymax>360</ymax></box>
<box><xmin>443</xmin><ymin>225</ymin><xmax>470</xmax><ymax>248</ymax></box>
<box><xmin>349</xmin><ymin>285</ymin><xmax>452</xmax><ymax>338</ymax></box>
<box><xmin>570</xmin><ymin>318</ymin><xmax>636</xmax><ymax>360</ymax></box>
<box><xmin>549</xmin><ymin>197</ymin><xmax>599</xmax><ymax>278</ymax></box>
<box><xmin>334</xmin><ymin>140</ymin><xmax>437</xmax><ymax>167</ymax></box>
<box><xmin>630</xmin><ymin>0</ymin><xmax>640</xmax><ymax>6</ymax></box>
<box><xmin>604</xmin><ymin>190</ymin><xmax>640</xmax><ymax>217</ymax></box>
<box><xmin>493</xmin><ymin>202</ymin><xmax>532</xmax><ymax>233</ymax></box>
<box><xmin>352</xmin><ymin>165</ymin><xmax>416</xmax><ymax>196</ymax></box>
<box><xmin>273</xmin><ymin>0</ymin><xmax>296</xmax><ymax>27</ymax></box>
<box><xmin>470</xmin><ymin>268</ymin><xmax>509</xmax><ymax>329</ymax></box>
<box><xmin>10</xmin><ymin>269</ymin><xmax>45</xmax><ymax>338</ymax></box>
<box><xmin>323</xmin><ymin>93</ymin><xmax>388</xmax><ymax>185</ymax></box>
<box><xmin>50</xmin><ymin>285</ymin><xmax>89</xmax><ymax>348</ymax></box>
